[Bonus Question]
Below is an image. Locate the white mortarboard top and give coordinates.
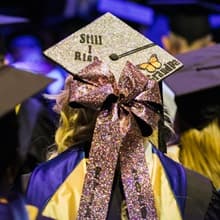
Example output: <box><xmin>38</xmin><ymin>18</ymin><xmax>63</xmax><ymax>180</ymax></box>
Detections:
<box><xmin>44</xmin><ymin>12</ymin><xmax>183</xmax><ymax>82</ymax></box>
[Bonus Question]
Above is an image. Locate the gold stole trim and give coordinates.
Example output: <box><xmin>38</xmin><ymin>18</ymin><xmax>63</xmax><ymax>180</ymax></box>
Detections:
<box><xmin>151</xmin><ymin>154</ymin><xmax>182</xmax><ymax>220</ymax></box>
<box><xmin>42</xmin><ymin>159</ymin><xmax>86</xmax><ymax>220</ymax></box>
<box><xmin>26</xmin><ymin>205</ymin><xmax>39</xmax><ymax>220</ymax></box>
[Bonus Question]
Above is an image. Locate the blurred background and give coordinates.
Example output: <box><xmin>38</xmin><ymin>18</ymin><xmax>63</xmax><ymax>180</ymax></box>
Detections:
<box><xmin>2</xmin><ymin>0</ymin><xmax>220</xmax><ymax>95</ymax></box>
<box><xmin>1</xmin><ymin>0</ymin><xmax>220</xmax><ymax>174</ymax></box>
<box><xmin>1</xmin><ymin>0</ymin><xmax>220</xmax><ymax>49</ymax></box>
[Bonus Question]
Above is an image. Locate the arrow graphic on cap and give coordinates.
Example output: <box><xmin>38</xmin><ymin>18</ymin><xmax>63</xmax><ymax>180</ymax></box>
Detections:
<box><xmin>109</xmin><ymin>43</ymin><xmax>156</xmax><ymax>61</ymax></box>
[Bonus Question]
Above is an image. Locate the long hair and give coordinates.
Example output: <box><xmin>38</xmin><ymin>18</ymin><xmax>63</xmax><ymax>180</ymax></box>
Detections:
<box><xmin>54</xmin><ymin>106</ymin><xmax>172</xmax><ymax>154</ymax></box>
<box><xmin>55</xmin><ymin>104</ymin><xmax>97</xmax><ymax>154</ymax></box>
<box><xmin>45</xmin><ymin>75</ymin><xmax>98</xmax><ymax>156</ymax></box>
<box><xmin>179</xmin><ymin>118</ymin><xmax>220</xmax><ymax>189</ymax></box>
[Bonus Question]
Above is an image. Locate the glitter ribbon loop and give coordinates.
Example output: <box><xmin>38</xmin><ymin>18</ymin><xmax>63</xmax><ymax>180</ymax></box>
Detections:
<box><xmin>71</xmin><ymin>59</ymin><xmax>161</xmax><ymax>219</ymax></box>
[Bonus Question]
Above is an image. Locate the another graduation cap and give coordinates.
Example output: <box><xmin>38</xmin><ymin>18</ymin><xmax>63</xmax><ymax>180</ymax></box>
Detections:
<box><xmin>0</xmin><ymin>65</ymin><xmax>54</xmax><ymax>117</ymax></box>
<box><xmin>0</xmin><ymin>14</ymin><xmax>29</xmax><ymax>25</ymax></box>
<box><xmin>165</xmin><ymin>44</ymin><xmax>220</xmax><ymax>131</ymax></box>
<box><xmin>44</xmin><ymin>12</ymin><xmax>183</xmax><ymax>82</ymax></box>
<box><xmin>44</xmin><ymin>12</ymin><xmax>183</xmax><ymax>153</ymax></box>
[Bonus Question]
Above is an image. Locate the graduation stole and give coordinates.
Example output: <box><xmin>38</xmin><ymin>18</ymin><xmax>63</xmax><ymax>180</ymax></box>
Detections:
<box><xmin>66</xmin><ymin>58</ymin><xmax>162</xmax><ymax>219</ymax></box>
<box><xmin>0</xmin><ymin>193</ymin><xmax>29</xmax><ymax>220</ymax></box>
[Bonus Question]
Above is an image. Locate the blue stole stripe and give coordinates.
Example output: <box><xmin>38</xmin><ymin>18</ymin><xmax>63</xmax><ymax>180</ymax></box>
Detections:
<box><xmin>152</xmin><ymin>147</ymin><xmax>187</xmax><ymax>218</ymax></box>
<box><xmin>0</xmin><ymin>193</ymin><xmax>29</xmax><ymax>220</ymax></box>
<box><xmin>0</xmin><ymin>203</ymin><xmax>11</xmax><ymax>220</ymax></box>
<box><xmin>26</xmin><ymin>147</ymin><xmax>85</xmax><ymax>211</ymax></box>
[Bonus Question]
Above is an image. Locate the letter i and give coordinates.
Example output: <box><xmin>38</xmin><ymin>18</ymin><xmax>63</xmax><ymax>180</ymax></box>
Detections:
<box><xmin>88</xmin><ymin>45</ymin><xmax>92</xmax><ymax>54</ymax></box>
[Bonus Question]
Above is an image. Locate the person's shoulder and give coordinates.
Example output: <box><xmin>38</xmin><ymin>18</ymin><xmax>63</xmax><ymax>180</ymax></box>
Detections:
<box><xmin>153</xmin><ymin>146</ymin><xmax>217</xmax><ymax>219</ymax></box>
<box><xmin>28</xmin><ymin>145</ymin><xmax>85</xmax><ymax>185</ymax></box>
<box><xmin>183</xmin><ymin>167</ymin><xmax>219</xmax><ymax>220</ymax></box>
<box><xmin>37</xmin><ymin>146</ymin><xmax>84</xmax><ymax>171</ymax></box>
<box><xmin>26</xmin><ymin>146</ymin><xmax>85</xmax><ymax>210</ymax></box>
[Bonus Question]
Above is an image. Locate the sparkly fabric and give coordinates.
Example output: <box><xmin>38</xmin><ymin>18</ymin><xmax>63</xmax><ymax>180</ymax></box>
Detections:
<box><xmin>68</xmin><ymin>59</ymin><xmax>161</xmax><ymax>219</ymax></box>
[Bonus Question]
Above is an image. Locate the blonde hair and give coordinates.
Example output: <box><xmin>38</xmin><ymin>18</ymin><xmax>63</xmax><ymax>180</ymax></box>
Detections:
<box><xmin>168</xmin><ymin>32</ymin><xmax>214</xmax><ymax>54</ymax></box>
<box><xmin>179</xmin><ymin>119</ymin><xmax>220</xmax><ymax>189</ymax></box>
<box><xmin>55</xmin><ymin>104</ymin><xmax>160</xmax><ymax>153</ymax></box>
<box><xmin>55</xmin><ymin>104</ymin><xmax>97</xmax><ymax>153</ymax></box>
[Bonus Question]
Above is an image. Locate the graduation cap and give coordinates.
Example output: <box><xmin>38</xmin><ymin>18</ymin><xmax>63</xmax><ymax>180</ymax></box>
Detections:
<box><xmin>44</xmin><ymin>12</ymin><xmax>183</xmax><ymax>82</ymax></box>
<box><xmin>0</xmin><ymin>14</ymin><xmax>29</xmax><ymax>25</ymax></box>
<box><xmin>0</xmin><ymin>65</ymin><xmax>54</xmax><ymax>117</ymax></box>
<box><xmin>164</xmin><ymin>44</ymin><xmax>220</xmax><ymax>131</ymax></box>
<box><xmin>44</xmin><ymin>12</ymin><xmax>183</xmax><ymax>153</ymax></box>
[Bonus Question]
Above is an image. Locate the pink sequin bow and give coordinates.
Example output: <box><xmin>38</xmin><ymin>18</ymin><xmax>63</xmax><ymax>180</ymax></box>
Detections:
<box><xmin>69</xmin><ymin>59</ymin><xmax>161</xmax><ymax>220</ymax></box>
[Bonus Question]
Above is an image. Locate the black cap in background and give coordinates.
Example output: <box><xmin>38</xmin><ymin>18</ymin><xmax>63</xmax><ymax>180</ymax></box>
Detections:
<box><xmin>165</xmin><ymin>44</ymin><xmax>220</xmax><ymax>131</ymax></box>
<box><xmin>0</xmin><ymin>65</ymin><xmax>54</xmax><ymax>117</ymax></box>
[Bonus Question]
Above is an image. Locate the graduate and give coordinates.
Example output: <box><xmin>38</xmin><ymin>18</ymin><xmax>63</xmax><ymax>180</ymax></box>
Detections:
<box><xmin>26</xmin><ymin>13</ymin><xmax>220</xmax><ymax>219</ymax></box>
<box><xmin>165</xmin><ymin>44</ymin><xmax>220</xmax><ymax>191</ymax></box>
<box><xmin>148</xmin><ymin>0</ymin><xmax>217</xmax><ymax>127</ymax></box>
<box><xmin>0</xmin><ymin>15</ymin><xmax>54</xmax><ymax>217</ymax></box>
<box><xmin>0</xmin><ymin>67</ymin><xmax>54</xmax><ymax>220</ymax></box>
<box><xmin>151</xmin><ymin>2</ymin><xmax>215</xmax><ymax>55</ymax></box>
<box><xmin>0</xmin><ymin>14</ymin><xmax>58</xmax><ymax>177</ymax></box>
